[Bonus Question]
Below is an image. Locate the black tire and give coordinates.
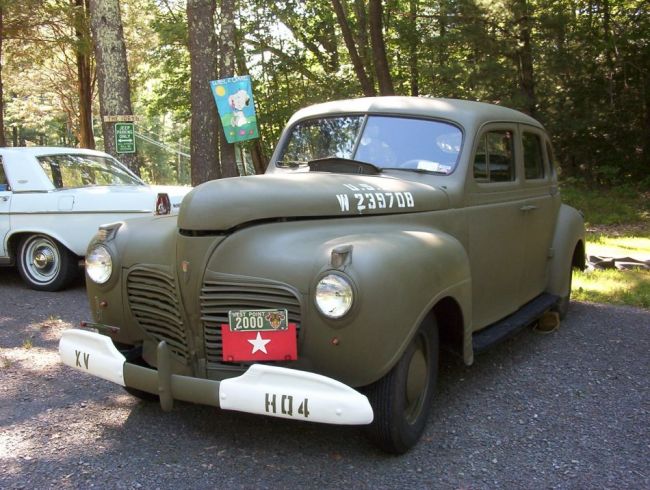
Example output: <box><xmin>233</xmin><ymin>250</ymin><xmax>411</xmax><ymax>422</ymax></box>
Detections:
<box><xmin>123</xmin><ymin>385</ymin><xmax>159</xmax><ymax>402</ymax></box>
<box><xmin>122</xmin><ymin>351</ymin><xmax>159</xmax><ymax>402</ymax></box>
<box><xmin>554</xmin><ymin>265</ymin><xmax>573</xmax><ymax>320</ymax></box>
<box><xmin>17</xmin><ymin>234</ymin><xmax>79</xmax><ymax>291</ymax></box>
<box><xmin>364</xmin><ymin>316</ymin><xmax>439</xmax><ymax>454</ymax></box>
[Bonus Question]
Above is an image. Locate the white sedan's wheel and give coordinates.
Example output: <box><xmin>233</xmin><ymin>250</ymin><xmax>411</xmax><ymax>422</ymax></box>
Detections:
<box><xmin>17</xmin><ymin>235</ymin><xmax>79</xmax><ymax>291</ymax></box>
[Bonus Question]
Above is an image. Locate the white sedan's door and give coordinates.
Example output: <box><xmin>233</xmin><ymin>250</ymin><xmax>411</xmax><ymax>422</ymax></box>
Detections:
<box><xmin>0</xmin><ymin>184</ymin><xmax>10</xmax><ymax>258</ymax></box>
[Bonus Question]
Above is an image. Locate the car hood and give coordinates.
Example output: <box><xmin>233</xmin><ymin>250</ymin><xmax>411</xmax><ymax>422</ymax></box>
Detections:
<box><xmin>179</xmin><ymin>173</ymin><xmax>448</xmax><ymax>231</ymax></box>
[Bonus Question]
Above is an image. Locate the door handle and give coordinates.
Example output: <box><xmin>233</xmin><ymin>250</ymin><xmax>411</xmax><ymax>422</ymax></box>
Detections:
<box><xmin>520</xmin><ymin>204</ymin><xmax>537</xmax><ymax>212</ymax></box>
<box><xmin>1</xmin><ymin>196</ymin><xmax>8</xmax><ymax>202</ymax></box>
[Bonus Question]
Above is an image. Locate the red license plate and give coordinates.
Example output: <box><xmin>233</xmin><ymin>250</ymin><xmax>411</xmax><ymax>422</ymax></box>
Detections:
<box><xmin>221</xmin><ymin>309</ymin><xmax>297</xmax><ymax>362</ymax></box>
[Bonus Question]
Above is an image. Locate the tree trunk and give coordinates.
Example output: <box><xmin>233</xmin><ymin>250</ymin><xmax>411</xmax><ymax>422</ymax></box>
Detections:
<box><xmin>331</xmin><ymin>0</ymin><xmax>376</xmax><ymax>96</ymax></box>
<box><xmin>75</xmin><ymin>0</ymin><xmax>95</xmax><ymax>149</ymax></box>
<box><xmin>515</xmin><ymin>0</ymin><xmax>537</xmax><ymax>116</ymax></box>
<box><xmin>187</xmin><ymin>0</ymin><xmax>221</xmax><ymax>185</ymax></box>
<box><xmin>0</xmin><ymin>7</ymin><xmax>6</xmax><ymax>147</ymax></box>
<box><xmin>408</xmin><ymin>0</ymin><xmax>418</xmax><ymax>96</ymax></box>
<box><xmin>353</xmin><ymin>0</ymin><xmax>375</xmax><ymax>91</ymax></box>
<box><xmin>235</xmin><ymin>34</ymin><xmax>268</xmax><ymax>174</ymax></box>
<box><xmin>368</xmin><ymin>0</ymin><xmax>394</xmax><ymax>95</ymax></box>
<box><xmin>642</xmin><ymin>72</ymin><xmax>650</xmax><ymax>176</ymax></box>
<box><xmin>88</xmin><ymin>0</ymin><xmax>137</xmax><ymax>172</ymax></box>
<box><xmin>218</xmin><ymin>0</ymin><xmax>238</xmax><ymax>178</ymax></box>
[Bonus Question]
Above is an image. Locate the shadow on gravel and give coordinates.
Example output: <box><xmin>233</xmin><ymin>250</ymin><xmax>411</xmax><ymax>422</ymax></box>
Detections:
<box><xmin>70</xmin><ymin>322</ymin><xmax>552</xmax><ymax>459</ymax></box>
<box><xmin>0</xmin><ymin>268</ymin><xmax>87</xmax><ymax>351</ymax></box>
<box><xmin>3</xmin><ymin>301</ymin><xmax>649</xmax><ymax>488</ymax></box>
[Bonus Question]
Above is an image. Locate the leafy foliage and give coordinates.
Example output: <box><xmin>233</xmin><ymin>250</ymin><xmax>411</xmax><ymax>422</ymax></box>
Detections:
<box><xmin>561</xmin><ymin>182</ymin><xmax>650</xmax><ymax>228</ymax></box>
<box><xmin>0</xmin><ymin>0</ymin><xmax>648</xmax><ymax>187</ymax></box>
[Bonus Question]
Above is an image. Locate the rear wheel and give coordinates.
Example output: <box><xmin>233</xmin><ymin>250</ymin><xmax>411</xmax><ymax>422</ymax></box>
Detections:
<box><xmin>364</xmin><ymin>316</ymin><xmax>438</xmax><ymax>454</ymax></box>
<box><xmin>554</xmin><ymin>264</ymin><xmax>574</xmax><ymax>320</ymax></box>
<box><xmin>17</xmin><ymin>234</ymin><xmax>79</xmax><ymax>291</ymax></box>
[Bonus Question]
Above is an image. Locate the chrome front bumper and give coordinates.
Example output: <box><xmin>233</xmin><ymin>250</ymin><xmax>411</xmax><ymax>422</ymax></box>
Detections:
<box><xmin>59</xmin><ymin>329</ymin><xmax>373</xmax><ymax>425</ymax></box>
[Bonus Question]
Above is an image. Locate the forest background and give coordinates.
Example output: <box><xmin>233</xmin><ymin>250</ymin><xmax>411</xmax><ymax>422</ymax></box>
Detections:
<box><xmin>0</xmin><ymin>0</ymin><xmax>647</xmax><ymax>190</ymax></box>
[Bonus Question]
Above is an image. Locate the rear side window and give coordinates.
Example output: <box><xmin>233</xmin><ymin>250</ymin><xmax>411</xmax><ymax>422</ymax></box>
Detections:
<box><xmin>473</xmin><ymin>130</ymin><xmax>515</xmax><ymax>182</ymax></box>
<box><xmin>0</xmin><ymin>161</ymin><xmax>9</xmax><ymax>191</ymax></box>
<box><xmin>545</xmin><ymin>141</ymin><xmax>557</xmax><ymax>175</ymax></box>
<box><xmin>523</xmin><ymin>132</ymin><xmax>545</xmax><ymax>180</ymax></box>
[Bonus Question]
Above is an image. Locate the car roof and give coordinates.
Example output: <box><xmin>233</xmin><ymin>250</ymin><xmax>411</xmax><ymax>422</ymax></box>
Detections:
<box><xmin>0</xmin><ymin>146</ymin><xmax>110</xmax><ymax>158</ymax></box>
<box><xmin>287</xmin><ymin>96</ymin><xmax>543</xmax><ymax>131</ymax></box>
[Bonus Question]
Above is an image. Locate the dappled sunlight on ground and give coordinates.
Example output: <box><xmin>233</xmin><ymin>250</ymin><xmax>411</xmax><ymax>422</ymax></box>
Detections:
<box><xmin>0</xmin><ymin>397</ymin><xmax>136</xmax><ymax>484</ymax></box>
<box><xmin>587</xmin><ymin>236</ymin><xmax>650</xmax><ymax>261</ymax></box>
<box><xmin>573</xmin><ymin>269</ymin><xmax>650</xmax><ymax>309</ymax></box>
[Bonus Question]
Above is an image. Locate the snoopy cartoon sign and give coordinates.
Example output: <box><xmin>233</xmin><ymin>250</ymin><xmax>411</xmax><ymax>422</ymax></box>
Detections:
<box><xmin>210</xmin><ymin>75</ymin><xmax>259</xmax><ymax>144</ymax></box>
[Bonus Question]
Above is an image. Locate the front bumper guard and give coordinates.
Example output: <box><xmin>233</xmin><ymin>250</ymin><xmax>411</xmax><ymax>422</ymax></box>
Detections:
<box><xmin>59</xmin><ymin>329</ymin><xmax>373</xmax><ymax>425</ymax></box>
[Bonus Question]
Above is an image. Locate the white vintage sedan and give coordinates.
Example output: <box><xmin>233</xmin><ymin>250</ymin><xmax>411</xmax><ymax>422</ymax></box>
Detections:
<box><xmin>0</xmin><ymin>147</ymin><xmax>190</xmax><ymax>291</ymax></box>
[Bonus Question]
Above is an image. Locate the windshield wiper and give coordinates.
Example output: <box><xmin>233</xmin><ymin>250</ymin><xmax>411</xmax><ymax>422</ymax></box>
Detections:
<box><xmin>277</xmin><ymin>160</ymin><xmax>308</xmax><ymax>169</ymax></box>
<box><xmin>382</xmin><ymin>167</ymin><xmax>449</xmax><ymax>175</ymax></box>
<box><xmin>308</xmin><ymin>157</ymin><xmax>382</xmax><ymax>175</ymax></box>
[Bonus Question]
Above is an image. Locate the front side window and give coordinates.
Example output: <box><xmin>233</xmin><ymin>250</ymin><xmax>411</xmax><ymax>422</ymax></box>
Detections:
<box><xmin>473</xmin><ymin>130</ymin><xmax>515</xmax><ymax>182</ymax></box>
<box><xmin>278</xmin><ymin>115</ymin><xmax>463</xmax><ymax>174</ymax></box>
<box><xmin>523</xmin><ymin>132</ymin><xmax>545</xmax><ymax>180</ymax></box>
<box><xmin>38</xmin><ymin>154</ymin><xmax>143</xmax><ymax>189</ymax></box>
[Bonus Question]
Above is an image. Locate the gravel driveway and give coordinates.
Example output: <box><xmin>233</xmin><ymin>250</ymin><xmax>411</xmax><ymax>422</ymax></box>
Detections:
<box><xmin>1</xmin><ymin>267</ymin><xmax>648</xmax><ymax>489</ymax></box>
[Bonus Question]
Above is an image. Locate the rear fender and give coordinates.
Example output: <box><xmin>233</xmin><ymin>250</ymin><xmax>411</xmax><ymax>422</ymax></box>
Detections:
<box><xmin>547</xmin><ymin>204</ymin><xmax>586</xmax><ymax>297</ymax></box>
<box><xmin>7</xmin><ymin>228</ymin><xmax>78</xmax><ymax>258</ymax></box>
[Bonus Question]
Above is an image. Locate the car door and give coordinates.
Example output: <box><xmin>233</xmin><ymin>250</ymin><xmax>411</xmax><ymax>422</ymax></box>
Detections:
<box><xmin>0</xmin><ymin>160</ymin><xmax>11</xmax><ymax>258</ymax></box>
<box><xmin>465</xmin><ymin>124</ymin><xmax>529</xmax><ymax>330</ymax></box>
<box><xmin>518</xmin><ymin>126</ymin><xmax>561</xmax><ymax>302</ymax></box>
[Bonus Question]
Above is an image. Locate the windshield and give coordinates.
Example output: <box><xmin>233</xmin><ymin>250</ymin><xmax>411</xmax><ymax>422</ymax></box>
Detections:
<box><xmin>278</xmin><ymin>115</ymin><xmax>462</xmax><ymax>174</ymax></box>
<box><xmin>38</xmin><ymin>154</ymin><xmax>144</xmax><ymax>188</ymax></box>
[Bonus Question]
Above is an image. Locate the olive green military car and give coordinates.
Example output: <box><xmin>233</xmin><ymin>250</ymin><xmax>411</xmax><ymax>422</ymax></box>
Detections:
<box><xmin>59</xmin><ymin>97</ymin><xmax>585</xmax><ymax>453</ymax></box>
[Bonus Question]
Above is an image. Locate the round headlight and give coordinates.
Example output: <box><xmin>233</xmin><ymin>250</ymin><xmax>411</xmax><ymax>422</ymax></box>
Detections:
<box><xmin>315</xmin><ymin>274</ymin><xmax>354</xmax><ymax>319</ymax></box>
<box><xmin>86</xmin><ymin>245</ymin><xmax>113</xmax><ymax>284</ymax></box>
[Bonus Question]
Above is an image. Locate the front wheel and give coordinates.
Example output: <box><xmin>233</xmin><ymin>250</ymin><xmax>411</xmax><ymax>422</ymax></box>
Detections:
<box><xmin>17</xmin><ymin>234</ymin><xmax>79</xmax><ymax>291</ymax></box>
<box><xmin>364</xmin><ymin>315</ymin><xmax>439</xmax><ymax>454</ymax></box>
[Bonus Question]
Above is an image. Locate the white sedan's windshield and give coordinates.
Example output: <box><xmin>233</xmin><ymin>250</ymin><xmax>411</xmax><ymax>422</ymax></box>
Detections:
<box><xmin>279</xmin><ymin>115</ymin><xmax>462</xmax><ymax>174</ymax></box>
<box><xmin>38</xmin><ymin>154</ymin><xmax>143</xmax><ymax>188</ymax></box>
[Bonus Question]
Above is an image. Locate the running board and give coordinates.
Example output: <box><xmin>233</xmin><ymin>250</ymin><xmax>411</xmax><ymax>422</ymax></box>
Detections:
<box><xmin>472</xmin><ymin>293</ymin><xmax>559</xmax><ymax>353</ymax></box>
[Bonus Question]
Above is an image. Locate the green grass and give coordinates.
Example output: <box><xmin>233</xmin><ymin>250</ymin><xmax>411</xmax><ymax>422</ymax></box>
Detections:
<box><xmin>573</xmin><ymin>269</ymin><xmax>650</xmax><ymax>309</ymax></box>
<box><xmin>561</xmin><ymin>183</ymin><xmax>650</xmax><ymax>229</ymax></box>
<box><xmin>587</xmin><ymin>235</ymin><xmax>650</xmax><ymax>259</ymax></box>
<box><xmin>561</xmin><ymin>182</ymin><xmax>650</xmax><ymax>309</ymax></box>
<box><xmin>575</xmin><ymin>233</ymin><xmax>650</xmax><ymax>309</ymax></box>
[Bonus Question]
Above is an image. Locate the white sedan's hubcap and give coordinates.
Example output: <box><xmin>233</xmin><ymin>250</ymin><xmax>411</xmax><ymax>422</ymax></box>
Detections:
<box><xmin>23</xmin><ymin>237</ymin><xmax>60</xmax><ymax>283</ymax></box>
<box><xmin>33</xmin><ymin>249</ymin><xmax>55</xmax><ymax>270</ymax></box>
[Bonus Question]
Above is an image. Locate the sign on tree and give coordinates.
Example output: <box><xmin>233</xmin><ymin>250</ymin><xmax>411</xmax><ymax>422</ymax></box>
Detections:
<box><xmin>115</xmin><ymin>122</ymin><xmax>136</xmax><ymax>154</ymax></box>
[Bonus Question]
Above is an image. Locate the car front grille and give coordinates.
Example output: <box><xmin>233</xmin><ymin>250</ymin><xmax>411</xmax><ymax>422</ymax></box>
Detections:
<box><xmin>126</xmin><ymin>267</ymin><xmax>189</xmax><ymax>362</ymax></box>
<box><xmin>200</xmin><ymin>275</ymin><xmax>302</xmax><ymax>366</ymax></box>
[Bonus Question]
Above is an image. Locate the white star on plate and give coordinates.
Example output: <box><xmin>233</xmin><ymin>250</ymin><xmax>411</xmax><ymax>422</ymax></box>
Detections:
<box><xmin>248</xmin><ymin>332</ymin><xmax>271</xmax><ymax>354</ymax></box>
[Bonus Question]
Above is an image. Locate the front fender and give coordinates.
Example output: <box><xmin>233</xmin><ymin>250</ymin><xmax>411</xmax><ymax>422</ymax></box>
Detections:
<box><xmin>85</xmin><ymin>215</ymin><xmax>180</xmax><ymax>346</ymax></box>
<box><xmin>207</xmin><ymin>218</ymin><xmax>471</xmax><ymax>387</ymax></box>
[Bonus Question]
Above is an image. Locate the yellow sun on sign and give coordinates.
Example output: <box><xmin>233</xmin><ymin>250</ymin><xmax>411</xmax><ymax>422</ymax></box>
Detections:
<box><xmin>215</xmin><ymin>85</ymin><xmax>226</xmax><ymax>97</ymax></box>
